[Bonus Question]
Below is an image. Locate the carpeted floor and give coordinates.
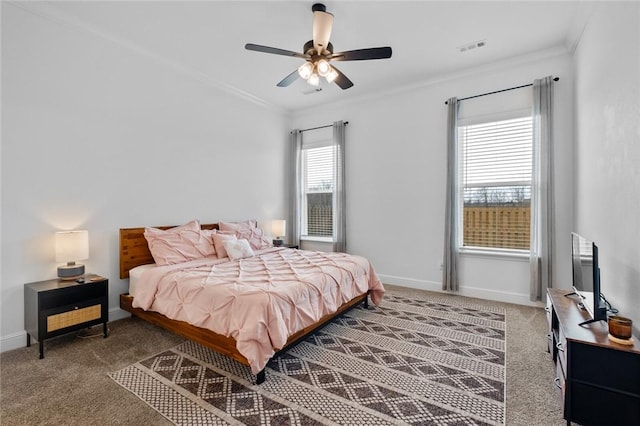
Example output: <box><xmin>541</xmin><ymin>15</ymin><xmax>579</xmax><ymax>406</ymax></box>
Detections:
<box><xmin>0</xmin><ymin>286</ymin><xmax>565</xmax><ymax>425</ymax></box>
<box><xmin>110</xmin><ymin>292</ymin><xmax>506</xmax><ymax>425</ymax></box>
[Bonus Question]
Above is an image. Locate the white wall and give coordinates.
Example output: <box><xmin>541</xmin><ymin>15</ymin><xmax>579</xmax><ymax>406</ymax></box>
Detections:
<box><xmin>573</xmin><ymin>2</ymin><xmax>640</xmax><ymax>332</ymax></box>
<box><xmin>292</xmin><ymin>51</ymin><xmax>574</xmax><ymax>306</ymax></box>
<box><xmin>7</xmin><ymin>2</ymin><xmax>620</xmax><ymax>353</ymax></box>
<box><xmin>1</xmin><ymin>4</ymin><xmax>289</xmax><ymax>351</ymax></box>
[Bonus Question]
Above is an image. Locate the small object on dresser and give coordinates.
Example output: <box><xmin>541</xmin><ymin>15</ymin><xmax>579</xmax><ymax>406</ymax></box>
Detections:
<box><xmin>608</xmin><ymin>315</ymin><xmax>634</xmax><ymax>345</ymax></box>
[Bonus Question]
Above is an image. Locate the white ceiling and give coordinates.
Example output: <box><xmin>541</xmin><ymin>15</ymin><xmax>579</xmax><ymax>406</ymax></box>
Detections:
<box><xmin>30</xmin><ymin>1</ymin><xmax>591</xmax><ymax>112</ymax></box>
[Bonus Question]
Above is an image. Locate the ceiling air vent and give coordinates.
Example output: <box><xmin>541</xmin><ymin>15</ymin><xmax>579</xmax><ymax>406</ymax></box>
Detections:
<box><xmin>458</xmin><ymin>40</ymin><xmax>487</xmax><ymax>53</ymax></box>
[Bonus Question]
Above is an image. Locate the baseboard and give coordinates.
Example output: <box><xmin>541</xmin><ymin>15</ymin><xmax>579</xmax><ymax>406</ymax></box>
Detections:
<box><xmin>457</xmin><ymin>286</ymin><xmax>544</xmax><ymax>307</ymax></box>
<box><xmin>0</xmin><ymin>307</ymin><xmax>132</xmax><ymax>354</ymax></box>
<box><xmin>378</xmin><ymin>273</ymin><xmax>544</xmax><ymax>307</ymax></box>
<box><xmin>0</xmin><ymin>330</ymin><xmax>26</xmax><ymax>353</ymax></box>
<box><xmin>377</xmin><ymin>274</ymin><xmax>442</xmax><ymax>292</ymax></box>
<box><xmin>109</xmin><ymin>306</ymin><xmax>131</xmax><ymax>322</ymax></box>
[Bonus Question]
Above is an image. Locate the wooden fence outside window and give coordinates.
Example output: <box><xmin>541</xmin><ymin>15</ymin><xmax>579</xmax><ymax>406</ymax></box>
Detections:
<box><xmin>463</xmin><ymin>206</ymin><xmax>530</xmax><ymax>250</ymax></box>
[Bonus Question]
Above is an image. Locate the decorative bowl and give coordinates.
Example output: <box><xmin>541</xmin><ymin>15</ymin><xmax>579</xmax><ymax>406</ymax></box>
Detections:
<box><xmin>608</xmin><ymin>315</ymin><xmax>633</xmax><ymax>340</ymax></box>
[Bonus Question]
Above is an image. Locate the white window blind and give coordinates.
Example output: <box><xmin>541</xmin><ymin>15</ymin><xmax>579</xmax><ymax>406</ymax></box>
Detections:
<box><xmin>459</xmin><ymin>116</ymin><xmax>533</xmax><ymax>250</ymax></box>
<box><xmin>306</xmin><ymin>146</ymin><xmax>334</xmax><ymax>192</ymax></box>
<box><xmin>303</xmin><ymin>145</ymin><xmax>334</xmax><ymax>237</ymax></box>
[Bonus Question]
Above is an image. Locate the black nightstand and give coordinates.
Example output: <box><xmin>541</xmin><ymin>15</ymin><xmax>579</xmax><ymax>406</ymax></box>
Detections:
<box><xmin>283</xmin><ymin>244</ymin><xmax>299</xmax><ymax>249</ymax></box>
<box><xmin>24</xmin><ymin>275</ymin><xmax>108</xmax><ymax>359</ymax></box>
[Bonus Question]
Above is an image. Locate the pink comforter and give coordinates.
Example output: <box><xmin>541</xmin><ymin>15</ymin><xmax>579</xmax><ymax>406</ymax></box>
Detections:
<box><xmin>132</xmin><ymin>247</ymin><xmax>385</xmax><ymax>373</ymax></box>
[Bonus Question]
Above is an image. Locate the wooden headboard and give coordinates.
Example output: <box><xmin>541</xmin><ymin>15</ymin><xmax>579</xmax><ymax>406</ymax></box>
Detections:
<box><xmin>119</xmin><ymin>223</ymin><xmax>219</xmax><ymax>279</ymax></box>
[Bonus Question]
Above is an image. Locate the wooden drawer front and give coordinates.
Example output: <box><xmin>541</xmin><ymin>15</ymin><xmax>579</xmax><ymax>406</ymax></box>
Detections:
<box><xmin>571</xmin><ymin>382</ymin><xmax>640</xmax><ymax>425</ymax></box>
<box><xmin>47</xmin><ymin>304</ymin><xmax>101</xmax><ymax>332</ymax></box>
<box><xmin>40</xmin><ymin>282</ymin><xmax>106</xmax><ymax>311</ymax></box>
<box><xmin>570</xmin><ymin>342</ymin><xmax>640</xmax><ymax>394</ymax></box>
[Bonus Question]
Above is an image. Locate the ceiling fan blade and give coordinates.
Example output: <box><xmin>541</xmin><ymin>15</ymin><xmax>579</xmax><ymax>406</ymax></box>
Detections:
<box><xmin>330</xmin><ymin>66</ymin><xmax>354</xmax><ymax>90</ymax></box>
<box><xmin>330</xmin><ymin>47</ymin><xmax>393</xmax><ymax>61</ymax></box>
<box><xmin>277</xmin><ymin>70</ymin><xmax>300</xmax><ymax>87</ymax></box>
<box><xmin>245</xmin><ymin>43</ymin><xmax>307</xmax><ymax>59</ymax></box>
<box><xmin>312</xmin><ymin>11</ymin><xmax>334</xmax><ymax>54</ymax></box>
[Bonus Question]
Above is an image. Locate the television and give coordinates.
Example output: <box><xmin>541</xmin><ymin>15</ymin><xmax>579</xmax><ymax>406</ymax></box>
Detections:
<box><xmin>570</xmin><ymin>232</ymin><xmax>607</xmax><ymax>325</ymax></box>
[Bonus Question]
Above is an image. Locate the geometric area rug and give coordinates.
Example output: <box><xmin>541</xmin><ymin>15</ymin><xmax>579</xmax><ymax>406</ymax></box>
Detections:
<box><xmin>109</xmin><ymin>293</ymin><xmax>506</xmax><ymax>425</ymax></box>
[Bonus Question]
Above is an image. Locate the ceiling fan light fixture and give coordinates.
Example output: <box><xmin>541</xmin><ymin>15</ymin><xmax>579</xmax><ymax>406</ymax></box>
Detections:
<box><xmin>245</xmin><ymin>3</ymin><xmax>392</xmax><ymax>91</ymax></box>
<box><xmin>298</xmin><ymin>62</ymin><xmax>314</xmax><ymax>80</ymax></box>
<box><xmin>307</xmin><ymin>72</ymin><xmax>320</xmax><ymax>86</ymax></box>
<box><xmin>316</xmin><ymin>59</ymin><xmax>331</xmax><ymax>77</ymax></box>
<box><xmin>325</xmin><ymin>67</ymin><xmax>339</xmax><ymax>83</ymax></box>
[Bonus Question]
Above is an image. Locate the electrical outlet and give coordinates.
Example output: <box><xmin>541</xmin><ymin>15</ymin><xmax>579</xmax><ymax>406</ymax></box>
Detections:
<box><xmin>439</xmin><ymin>262</ymin><xmax>444</xmax><ymax>271</ymax></box>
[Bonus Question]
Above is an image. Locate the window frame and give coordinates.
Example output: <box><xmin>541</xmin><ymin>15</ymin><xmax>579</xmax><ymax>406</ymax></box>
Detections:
<box><xmin>300</xmin><ymin>138</ymin><xmax>335</xmax><ymax>242</ymax></box>
<box><xmin>457</xmin><ymin>114</ymin><xmax>533</xmax><ymax>257</ymax></box>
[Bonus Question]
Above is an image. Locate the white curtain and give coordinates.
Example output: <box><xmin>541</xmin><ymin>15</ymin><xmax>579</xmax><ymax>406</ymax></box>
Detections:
<box><xmin>443</xmin><ymin>98</ymin><xmax>459</xmax><ymax>292</ymax></box>
<box><xmin>332</xmin><ymin>121</ymin><xmax>347</xmax><ymax>253</ymax></box>
<box><xmin>289</xmin><ymin>129</ymin><xmax>303</xmax><ymax>247</ymax></box>
<box><xmin>529</xmin><ymin>77</ymin><xmax>555</xmax><ymax>301</ymax></box>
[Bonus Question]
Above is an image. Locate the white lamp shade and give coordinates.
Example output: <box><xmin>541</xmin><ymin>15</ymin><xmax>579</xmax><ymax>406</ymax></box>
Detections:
<box><xmin>271</xmin><ymin>220</ymin><xmax>286</xmax><ymax>238</ymax></box>
<box><xmin>55</xmin><ymin>230</ymin><xmax>89</xmax><ymax>263</ymax></box>
<box><xmin>316</xmin><ymin>59</ymin><xmax>331</xmax><ymax>77</ymax></box>
<box><xmin>298</xmin><ymin>62</ymin><xmax>313</xmax><ymax>80</ymax></box>
<box><xmin>325</xmin><ymin>67</ymin><xmax>339</xmax><ymax>83</ymax></box>
<box><xmin>307</xmin><ymin>73</ymin><xmax>320</xmax><ymax>86</ymax></box>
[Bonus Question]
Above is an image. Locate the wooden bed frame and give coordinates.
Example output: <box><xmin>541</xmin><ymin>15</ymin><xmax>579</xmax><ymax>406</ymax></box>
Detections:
<box><xmin>119</xmin><ymin>223</ymin><xmax>369</xmax><ymax>384</ymax></box>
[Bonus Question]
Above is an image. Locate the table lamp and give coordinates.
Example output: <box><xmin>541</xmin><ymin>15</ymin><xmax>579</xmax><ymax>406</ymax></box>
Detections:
<box><xmin>271</xmin><ymin>220</ymin><xmax>286</xmax><ymax>246</ymax></box>
<box><xmin>55</xmin><ymin>230</ymin><xmax>89</xmax><ymax>280</ymax></box>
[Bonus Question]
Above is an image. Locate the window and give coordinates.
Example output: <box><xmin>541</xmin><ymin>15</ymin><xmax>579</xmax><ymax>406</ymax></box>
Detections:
<box><xmin>459</xmin><ymin>116</ymin><xmax>533</xmax><ymax>251</ymax></box>
<box><xmin>302</xmin><ymin>143</ymin><xmax>334</xmax><ymax>239</ymax></box>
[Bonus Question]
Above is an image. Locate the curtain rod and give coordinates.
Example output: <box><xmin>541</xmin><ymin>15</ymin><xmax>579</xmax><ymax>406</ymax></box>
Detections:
<box><xmin>294</xmin><ymin>121</ymin><xmax>349</xmax><ymax>133</ymax></box>
<box><xmin>445</xmin><ymin>77</ymin><xmax>559</xmax><ymax>105</ymax></box>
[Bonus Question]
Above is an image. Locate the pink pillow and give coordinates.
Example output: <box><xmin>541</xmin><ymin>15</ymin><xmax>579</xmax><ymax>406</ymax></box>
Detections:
<box><xmin>223</xmin><ymin>239</ymin><xmax>255</xmax><ymax>261</ymax></box>
<box><xmin>144</xmin><ymin>220</ymin><xmax>216</xmax><ymax>266</ymax></box>
<box><xmin>211</xmin><ymin>232</ymin><xmax>237</xmax><ymax>259</ymax></box>
<box><xmin>235</xmin><ymin>227</ymin><xmax>272</xmax><ymax>250</ymax></box>
<box><xmin>218</xmin><ymin>220</ymin><xmax>257</xmax><ymax>233</ymax></box>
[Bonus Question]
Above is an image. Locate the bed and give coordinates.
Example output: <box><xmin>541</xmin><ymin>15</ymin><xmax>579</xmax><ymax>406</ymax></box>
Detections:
<box><xmin>119</xmin><ymin>221</ymin><xmax>384</xmax><ymax>384</ymax></box>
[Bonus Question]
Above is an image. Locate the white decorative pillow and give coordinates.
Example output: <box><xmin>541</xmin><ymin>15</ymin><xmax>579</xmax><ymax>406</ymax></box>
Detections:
<box><xmin>222</xmin><ymin>238</ymin><xmax>255</xmax><ymax>261</ymax></box>
<box><xmin>211</xmin><ymin>231</ymin><xmax>237</xmax><ymax>259</ymax></box>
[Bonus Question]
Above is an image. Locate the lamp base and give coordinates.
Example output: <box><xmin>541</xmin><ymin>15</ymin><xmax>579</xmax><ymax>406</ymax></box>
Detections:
<box><xmin>58</xmin><ymin>264</ymin><xmax>85</xmax><ymax>280</ymax></box>
<box><xmin>273</xmin><ymin>239</ymin><xmax>284</xmax><ymax>247</ymax></box>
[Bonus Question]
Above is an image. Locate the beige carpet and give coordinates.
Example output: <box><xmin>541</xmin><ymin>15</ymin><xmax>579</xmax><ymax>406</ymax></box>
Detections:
<box><xmin>110</xmin><ymin>292</ymin><xmax>506</xmax><ymax>425</ymax></box>
<box><xmin>0</xmin><ymin>286</ymin><xmax>565</xmax><ymax>425</ymax></box>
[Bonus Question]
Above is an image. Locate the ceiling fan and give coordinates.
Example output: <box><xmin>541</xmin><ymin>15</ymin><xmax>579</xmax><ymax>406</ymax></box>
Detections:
<box><xmin>245</xmin><ymin>3</ymin><xmax>392</xmax><ymax>90</ymax></box>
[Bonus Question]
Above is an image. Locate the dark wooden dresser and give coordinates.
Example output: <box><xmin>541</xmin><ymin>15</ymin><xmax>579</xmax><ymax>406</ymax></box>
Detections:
<box><xmin>546</xmin><ymin>288</ymin><xmax>640</xmax><ymax>425</ymax></box>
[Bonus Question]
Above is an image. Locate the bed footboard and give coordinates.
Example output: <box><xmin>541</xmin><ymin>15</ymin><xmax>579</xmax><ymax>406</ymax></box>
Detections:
<box><xmin>120</xmin><ymin>291</ymin><xmax>369</xmax><ymax>384</ymax></box>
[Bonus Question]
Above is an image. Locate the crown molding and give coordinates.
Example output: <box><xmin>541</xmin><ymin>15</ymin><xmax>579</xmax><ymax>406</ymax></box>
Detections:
<box><xmin>565</xmin><ymin>1</ymin><xmax>599</xmax><ymax>55</ymax></box>
<box><xmin>7</xmin><ymin>1</ymin><xmax>286</xmax><ymax>115</ymax></box>
<box><xmin>291</xmin><ymin>45</ymin><xmax>571</xmax><ymax>118</ymax></box>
